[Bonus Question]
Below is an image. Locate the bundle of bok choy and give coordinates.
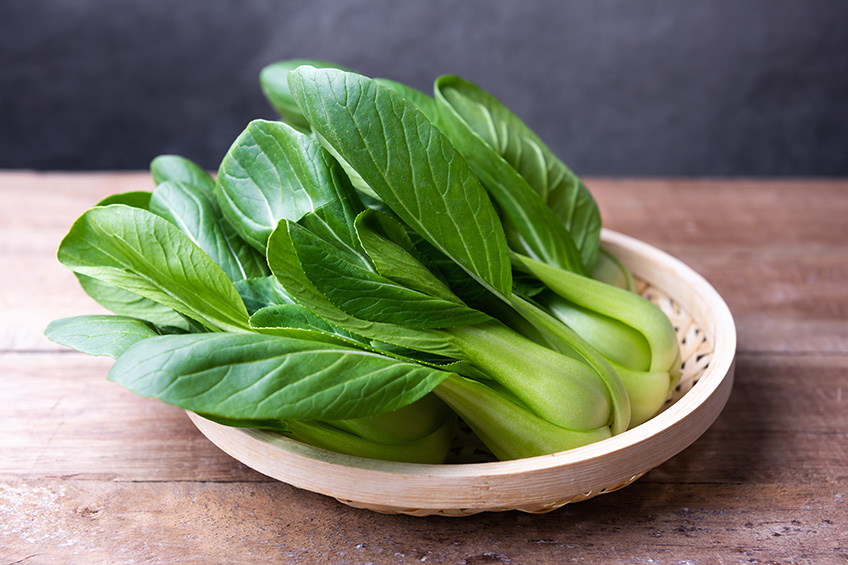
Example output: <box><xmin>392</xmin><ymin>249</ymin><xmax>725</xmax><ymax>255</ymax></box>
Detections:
<box><xmin>46</xmin><ymin>60</ymin><xmax>681</xmax><ymax>463</ymax></box>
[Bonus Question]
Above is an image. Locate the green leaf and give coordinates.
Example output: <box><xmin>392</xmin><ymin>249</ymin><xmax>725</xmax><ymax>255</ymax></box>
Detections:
<box><xmin>196</xmin><ymin>414</ymin><xmax>291</xmax><ymax>434</ymax></box>
<box><xmin>434</xmin><ymin>75</ymin><xmax>601</xmax><ymax>269</ymax></box>
<box><xmin>434</xmin><ymin>78</ymin><xmax>586</xmax><ymax>275</ymax></box>
<box><xmin>288</xmin><ymin>219</ymin><xmax>491</xmax><ymax>329</ymax></box>
<box><xmin>220</xmin><ymin>219</ymin><xmax>272</xmax><ymax>277</ymax></box>
<box><xmin>233</xmin><ymin>275</ymin><xmax>295</xmax><ymax>315</ymax></box>
<box><xmin>108</xmin><ymin>333</ymin><xmax>450</xmax><ymax>421</ymax></box>
<box><xmin>150</xmin><ymin>155</ymin><xmax>216</xmax><ymax>192</ymax></box>
<box><xmin>311</xmin><ymin>129</ymin><xmax>377</xmax><ymax>204</ymax></box>
<box><xmin>57</xmin><ymin>205</ymin><xmax>250</xmax><ymax>333</ymax></box>
<box><xmin>409</xmin><ymin>236</ymin><xmax>493</xmax><ymax>308</ymax></box>
<box><xmin>150</xmin><ymin>180</ymin><xmax>269</xmax><ymax>281</ymax></box>
<box><xmin>267</xmin><ymin>219</ymin><xmax>463</xmax><ymax>357</ymax></box>
<box><xmin>260</xmin><ymin>59</ymin><xmax>350</xmax><ymax>131</ymax></box>
<box><xmin>288</xmin><ymin>66</ymin><xmax>512</xmax><ymax>298</ymax></box>
<box><xmin>355</xmin><ymin>210</ymin><xmax>462</xmax><ymax>304</ymax></box>
<box><xmin>375</xmin><ymin>78</ymin><xmax>439</xmax><ymax>124</ymax></box>
<box><xmin>287</xmin><ymin>412</ymin><xmax>455</xmax><ymax>464</ymax></box>
<box><xmin>250</xmin><ymin>304</ymin><xmax>464</xmax><ymax>369</ymax></box>
<box><xmin>314</xmin><ymin>79</ymin><xmax>439</xmax><ymax>206</ymax></box>
<box><xmin>250</xmin><ymin>304</ymin><xmax>339</xmax><ymax>335</ymax></box>
<box><xmin>216</xmin><ymin>119</ymin><xmax>361</xmax><ymax>252</ymax></box>
<box><xmin>45</xmin><ymin>315</ymin><xmax>158</xmax><ymax>358</ymax></box>
<box><xmin>85</xmin><ymin>192</ymin><xmax>194</xmax><ymax>330</ymax></box>
<box><xmin>75</xmin><ymin>274</ymin><xmax>191</xmax><ymax>331</ymax></box>
<box><xmin>297</xmin><ymin>197</ymin><xmax>366</xmax><ymax>262</ymax></box>
<box><xmin>327</xmin><ymin>392</ymin><xmax>452</xmax><ymax>445</ymax></box>
<box><xmin>88</xmin><ymin>190</ymin><xmax>204</xmax><ymax>326</ymax></box>
<box><xmin>96</xmin><ymin>191</ymin><xmax>152</xmax><ymax>209</ymax></box>
<box><xmin>327</xmin><ymin>79</ymin><xmax>439</xmax><ymax>210</ymax></box>
<box><xmin>249</xmin><ymin>304</ymin><xmax>367</xmax><ymax>346</ymax></box>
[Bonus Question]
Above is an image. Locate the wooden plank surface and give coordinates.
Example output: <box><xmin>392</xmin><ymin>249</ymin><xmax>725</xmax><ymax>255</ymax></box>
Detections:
<box><xmin>2</xmin><ymin>172</ymin><xmax>847</xmax><ymax>563</ymax></box>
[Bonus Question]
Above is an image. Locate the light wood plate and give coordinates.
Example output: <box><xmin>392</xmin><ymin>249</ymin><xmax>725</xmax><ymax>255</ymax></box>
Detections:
<box><xmin>187</xmin><ymin>229</ymin><xmax>736</xmax><ymax>516</ymax></box>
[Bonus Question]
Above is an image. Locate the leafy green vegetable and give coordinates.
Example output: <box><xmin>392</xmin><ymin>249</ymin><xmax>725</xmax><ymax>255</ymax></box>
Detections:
<box><xmin>288</xmin><ymin>218</ymin><xmax>492</xmax><ymax>329</ymax></box>
<box><xmin>57</xmin><ymin>205</ymin><xmax>251</xmax><ymax>333</ymax></box>
<box><xmin>95</xmin><ymin>191</ymin><xmax>153</xmax><ymax>209</ymax></box>
<box><xmin>267</xmin><ymin>219</ymin><xmax>463</xmax><ymax>356</ymax></box>
<box><xmin>434</xmin><ymin>77</ymin><xmax>588</xmax><ymax>275</ymax></box>
<box><xmin>284</xmin><ymin>68</ymin><xmax>639</xmax><ymax>437</ymax></box>
<box><xmin>513</xmin><ymin>253</ymin><xmax>679</xmax><ymax>373</ymax></box>
<box><xmin>216</xmin><ymin>119</ymin><xmax>360</xmax><ymax>253</ymax></box>
<box><xmin>150</xmin><ymin>180</ymin><xmax>268</xmax><ymax>281</ymax></box>
<box><xmin>260</xmin><ymin>59</ymin><xmax>350</xmax><ymax>131</ymax></box>
<box><xmin>287</xmin><ymin>65</ymin><xmax>513</xmax><ymax>298</ymax></box>
<box><xmin>109</xmin><ymin>333</ymin><xmax>450</xmax><ymax>422</ymax></box>
<box><xmin>287</xmin><ymin>406</ymin><xmax>455</xmax><ymax>464</ymax></box>
<box><xmin>248</xmin><ymin>304</ymin><xmax>367</xmax><ymax>346</ymax></box>
<box><xmin>435</xmin><ymin>374</ymin><xmax>611</xmax><ymax>460</ymax></box>
<box><xmin>234</xmin><ymin>276</ymin><xmax>296</xmax><ymax>315</ymax></box>
<box><xmin>434</xmin><ymin>75</ymin><xmax>602</xmax><ymax>270</ymax></box>
<box><xmin>75</xmin><ymin>274</ymin><xmax>191</xmax><ymax>332</ymax></box>
<box><xmin>45</xmin><ymin>315</ymin><xmax>159</xmax><ymax>358</ymax></box>
<box><xmin>375</xmin><ymin>78</ymin><xmax>440</xmax><ymax>124</ymax></box>
<box><xmin>149</xmin><ymin>155</ymin><xmax>269</xmax><ymax>283</ymax></box>
<box><xmin>266</xmin><ymin>181</ymin><xmax>620</xmax><ymax>438</ymax></box>
<box><xmin>355</xmin><ymin>210</ymin><xmax>459</xmax><ymax>304</ymax></box>
<box><xmin>150</xmin><ymin>154</ymin><xmax>216</xmax><ymax>192</ymax></box>
<box><xmin>48</xmin><ymin>59</ymin><xmax>683</xmax><ymax>464</ymax></box>
<box><xmin>270</xmin><ymin>203</ymin><xmax>619</xmax><ymax>436</ymax></box>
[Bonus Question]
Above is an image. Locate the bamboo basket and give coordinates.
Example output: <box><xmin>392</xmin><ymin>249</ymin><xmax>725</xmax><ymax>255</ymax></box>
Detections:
<box><xmin>187</xmin><ymin>229</ymin><xmax>736</xmax><ymax>516</ymax></box>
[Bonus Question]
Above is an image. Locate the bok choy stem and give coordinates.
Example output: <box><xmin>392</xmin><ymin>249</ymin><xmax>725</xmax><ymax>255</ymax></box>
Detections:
<box><xmin>433</xmin><ymin>374</ymin><xmax>612</xmax><ymax>461</ymax></box>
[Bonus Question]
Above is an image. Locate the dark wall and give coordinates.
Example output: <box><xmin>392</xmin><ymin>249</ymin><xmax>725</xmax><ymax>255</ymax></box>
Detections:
<box><xmin>3</xmin><ymin>0</ymin><xmax>847</xmax><ymax>176</ymax></box>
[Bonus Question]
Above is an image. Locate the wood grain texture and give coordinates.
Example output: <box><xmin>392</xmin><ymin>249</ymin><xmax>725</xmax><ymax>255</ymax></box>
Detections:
<box><xmin>2</xmin><ymin>173</ymin><xmax>847</xmax><ymax>562</ymax></box>
<box><xmin>1</xmin><ymin>480</ymin><xmax>845</xmax><ymax>564</ymax></box>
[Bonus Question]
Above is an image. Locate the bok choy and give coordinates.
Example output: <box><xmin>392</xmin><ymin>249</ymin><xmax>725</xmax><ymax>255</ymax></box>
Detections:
<box><xmin>46</xmin><ymin>60</ymin><xmax>681</xmax><ymax>463</ymax></box>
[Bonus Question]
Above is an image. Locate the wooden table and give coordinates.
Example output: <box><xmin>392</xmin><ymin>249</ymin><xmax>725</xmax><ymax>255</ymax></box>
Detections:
<box><xmin>2</xmin><ymin>172</ymin><xmax>846</xmax><ymax>563</ymax></box>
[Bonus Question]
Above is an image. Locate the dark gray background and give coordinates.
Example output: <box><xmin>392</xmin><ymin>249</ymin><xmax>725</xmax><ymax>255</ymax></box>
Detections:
<box><xmin>3</xmin><ymin>0</ymin><xmax>847</xmax><ymax>176</ymax></box>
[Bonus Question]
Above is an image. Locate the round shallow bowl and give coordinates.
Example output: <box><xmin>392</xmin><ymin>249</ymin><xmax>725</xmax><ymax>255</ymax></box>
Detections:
<box><xmin>188</xmin><ymin>229</ymin><xmax>736</xmax><ymax>516</ymax></box>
